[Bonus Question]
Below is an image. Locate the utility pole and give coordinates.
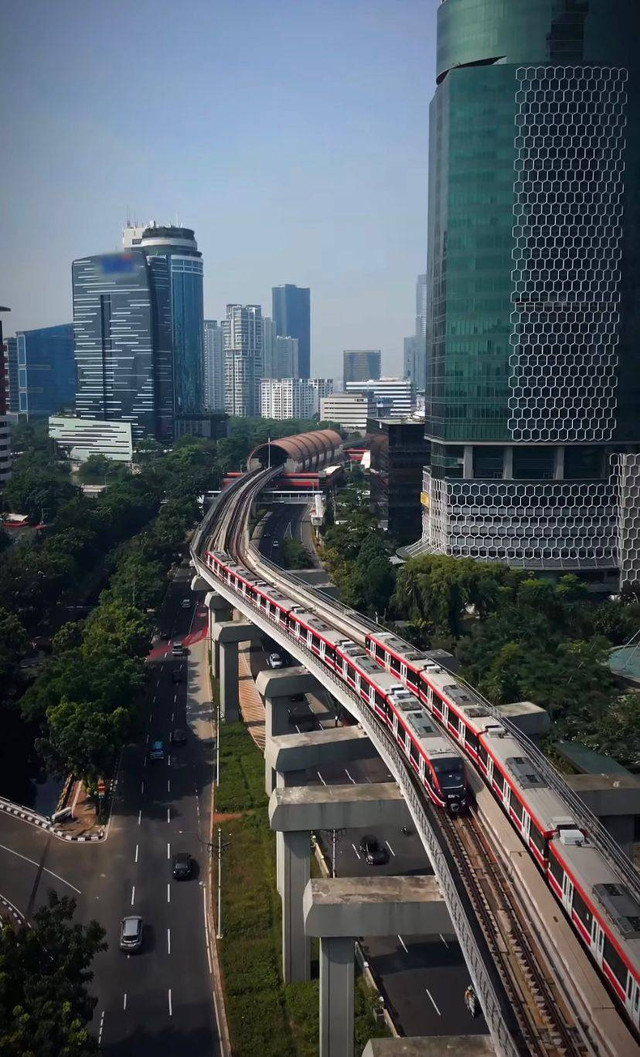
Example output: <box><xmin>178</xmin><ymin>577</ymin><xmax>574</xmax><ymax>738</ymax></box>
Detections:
<box><xmin>215</xmin><ymin>700</ymin><xmax>220</xmax><ymax>787</ymax></box>
<box><xmin>217</xmin><ymin>826</ymin><xmax>222</xmax><ymax>938</ymax></box>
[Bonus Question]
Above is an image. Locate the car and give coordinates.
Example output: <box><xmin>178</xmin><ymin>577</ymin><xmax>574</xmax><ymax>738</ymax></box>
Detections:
<box><xmin>120</xmin><ymin>915</ymin><xmax>143</xmax><ymax>952</ymax></box>
<box><xmin>272</xmin><ymin>539</ymin><xmax>279</xmax><ymax>548</ymax></box>
<box><xmin>171</xmin><ymin>668</ymin><xmax>183</xmax><ymax>684</ymax></box>
<box><xmin>172</xmin><ymin>641</ymin><xmax>185</xmax><ymax>656</ymax></box>
<box><xmin>150</xmin><ymin>740</ymin><xmax>165</xmax><ymax>760</ymax></box>
<box><xmin>170</xmin><ymin>728</ymin><xmax>187</xmax><ymax>745</ymax></box>
<box><xmin>359</xmin><ymin>834</ymin><xmax>389</xmax><ymax>866</ymax></box>
<box><xmin>172</xmin><ymin>852</ymin><xmax>193</xmax><ymax>880</ymax></box>
<box><xmin>268</xmin><ymin>652</ymin><xmax>284</xmax><ymax>669</ymax></box>
<box><xmin>181</xmin><ymin>598</ymin><xmax>191</xmax><ymax>609</ymax></box>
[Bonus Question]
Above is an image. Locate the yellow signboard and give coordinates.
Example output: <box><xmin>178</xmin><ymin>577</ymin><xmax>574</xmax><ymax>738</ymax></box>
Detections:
<box><xmin>421</xmin><ymin>491</ymin><xmax>430</xmax><ymax>508</ymax></box>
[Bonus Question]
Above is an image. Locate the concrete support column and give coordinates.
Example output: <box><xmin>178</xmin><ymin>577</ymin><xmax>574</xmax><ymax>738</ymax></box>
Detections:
<box><xmin>219</xmin><ymin>640</ymin><xmax>239</xmax><ymax>723</ymax></box>
<box><xmin>265</xmin><ymin>697</ymin><xmax>294</xmax><ymax>795</ymax></box>
<box><xmin>282</xmin><ymin>830</ymin><xmax>311</xmax><ymax>983</ymax></box>
<box><xmin>205</xmin><ymin>592</ymin><xmax>232</xmax><ymax>680</ymax></box>
<box><xmin>503</xmin><ymin>446</ymin><xmax>513</xmax><ymax>480</ymax></box>
<box><xmin>276</xmin><ymin>770</ymin><xmax>288</xmax><ymax>897</ymax></box>
<box><xmin>319</xmin><ymin>937</ymin><xmax>354</xmax><ymax>1057</ymax></box>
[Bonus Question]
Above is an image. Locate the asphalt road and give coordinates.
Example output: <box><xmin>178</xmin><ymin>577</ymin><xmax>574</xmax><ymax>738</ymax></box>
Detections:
<box><xmin>245</xmin><ymin>625</ymin><xmax>488</xmax><ymax>1040</ymax></box>
<box><xmin>259</xmin><ymin>504</ymin><xmax>306</xmax><ymax>561</ymax></box>
<box><xmin>0</xmin><ymin>568</ymin><xmax>221</xmax><ymax>1056</ymax></box>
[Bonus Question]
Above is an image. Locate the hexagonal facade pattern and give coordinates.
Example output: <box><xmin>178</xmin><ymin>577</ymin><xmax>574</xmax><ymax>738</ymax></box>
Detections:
<box><xmin>508</xmin><ymin>66</ymin><xmax>627</xmax><ymax>443</ymax></box>
<box><xmin>612</xmin><ymin>453</ymin><xmax>640</xmax><ymax>587</ymax></box>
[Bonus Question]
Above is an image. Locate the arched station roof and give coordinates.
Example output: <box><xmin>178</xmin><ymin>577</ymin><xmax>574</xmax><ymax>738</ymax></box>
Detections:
<box><xmin>248</xmin><ymin>429</ymin><xmax>342</xmax><ymax>472</ymax></box>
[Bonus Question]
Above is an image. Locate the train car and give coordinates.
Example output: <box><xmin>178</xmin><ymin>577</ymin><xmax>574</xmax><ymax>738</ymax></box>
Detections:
<box><xmin>547</xmin><ymin>831</ymin><xmax>640</xmax><ymax>1030</ymax></box>
<box><xmin>289</xmin><ymin>610</ymin><xmax>352</xmax><ymax>669</ymax></box>
<box><xmin>366</xmin><ymin>630</ymin><xmax>442</xmax><ymax>697</ymax></box>
<box><xmin>392</xmin><ymin>700</ymin><xmax>469</xmax><ymax>814</ymax></box>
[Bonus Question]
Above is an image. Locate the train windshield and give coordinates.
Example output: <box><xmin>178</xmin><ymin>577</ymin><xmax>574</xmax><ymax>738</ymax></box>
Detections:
<box><xmin>433</xmin><ymin>757</ymin><xmax>465</xmax><ymax>789</ymax></box>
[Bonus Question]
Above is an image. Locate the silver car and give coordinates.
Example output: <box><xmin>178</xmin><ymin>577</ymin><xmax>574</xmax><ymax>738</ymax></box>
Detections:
<box><xmin>120</xmin><ymin>915</ymin><xmax>143</xmax><ymax>952</ymax></box>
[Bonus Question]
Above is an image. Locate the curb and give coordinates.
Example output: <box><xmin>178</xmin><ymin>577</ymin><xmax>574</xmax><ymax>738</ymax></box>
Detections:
<box><xmin>0</xmin><ymin>796</ymin><xmax>105</xmax><ymax>843</ymax></box>
<box><xmin>0</xmin><ymin>893</ymin><xmax>26</xmax><ymax>927</ymax></box>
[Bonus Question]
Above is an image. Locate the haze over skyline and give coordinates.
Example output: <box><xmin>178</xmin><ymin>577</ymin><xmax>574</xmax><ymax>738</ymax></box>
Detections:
<box><xmin>0</xmin><ymin>0</ymin><xmax>437</xmax><ymax>378</ymax></box>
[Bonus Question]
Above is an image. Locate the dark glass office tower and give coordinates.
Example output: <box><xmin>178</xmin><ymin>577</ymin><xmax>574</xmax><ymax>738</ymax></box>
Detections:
<box><xmin>136</xmin><ymin>225</ymin><xmax>204</xmax><ymax>417</ymax></box>
<box><xmin>343</xmin><ymin>350</ymin><xmax>381</xmax><ymax>384</ymax></box>
<box><xmin>5</xmin><ymin>337</ymin><xmax>18</xmax><ymax>413</ymax></box>
<box><xmin>272</xmin><ymin>284</ymin><xmax>310</xmax><ymax>378</ymax></box>
<box><xmin>15</xmin><ymin>324</ymin><xmax>76</xmax><ymax>418</ymax></box>
<box><xmin>418</xmin><ymin>0</ymin><xmax>640</xmax><ymax>587</ymax></box>
<box><xmin>73</xmin><ymin>251</ymin><xmax>171</xmax><ymax>438</ymax></box>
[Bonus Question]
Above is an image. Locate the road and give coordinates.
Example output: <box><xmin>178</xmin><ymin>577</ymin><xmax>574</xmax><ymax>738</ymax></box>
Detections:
<box><xmin>246</xmin><ymin>626</ymin><xmax>488</xmax><ymax>1040</ymax></box>
<box><xmin>259</xmin><ymin>503</ymin><xmax>317</xmax><ymax>563</ymax></box>
<box><xmin>0</xmin><ymin>568</ymin><xmax>221</xmax><ymax>1056</ymax></box>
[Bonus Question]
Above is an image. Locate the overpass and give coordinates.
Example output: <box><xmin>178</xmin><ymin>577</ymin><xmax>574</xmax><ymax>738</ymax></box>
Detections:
<box><xmin>190</xmin><ymin>448</ymin><xmax>640</xmax><ymax>1057</ymax></box>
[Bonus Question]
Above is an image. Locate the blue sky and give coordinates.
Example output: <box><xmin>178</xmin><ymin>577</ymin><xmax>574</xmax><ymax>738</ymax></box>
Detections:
<box><xmin>0</xmin><ymin>0</ymin><xmax>438</xmax><ymax>377</ymax></box>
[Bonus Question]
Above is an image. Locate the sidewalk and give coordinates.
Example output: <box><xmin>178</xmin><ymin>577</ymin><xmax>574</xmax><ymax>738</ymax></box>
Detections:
<box><xmin>238</xmin><ymin>644</ymin><xmax>266</xmax><ymax>750</ymax></box>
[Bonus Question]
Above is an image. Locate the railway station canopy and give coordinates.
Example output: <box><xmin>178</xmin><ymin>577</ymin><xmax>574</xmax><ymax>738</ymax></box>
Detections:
<box><xmin>248</xmin><ymin>429</ymin><xmax>342</xmax><ymax>473</ymax></box>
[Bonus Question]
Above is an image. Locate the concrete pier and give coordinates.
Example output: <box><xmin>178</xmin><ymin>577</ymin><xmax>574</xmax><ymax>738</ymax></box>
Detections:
<box><xmin>269</xmin><ymin>785</ymin><xmax>414</xmax><ymax>984</ymax></box>
<box><xmin>212</xmin><ymin>621</ymin><xmax>263</xmax><ymax>722</ymax></box>
<box><xmin>205</xmin><ymin>591</ymin><xmax>233</xmax><ymax>678</ymax></box>
<box><xmin>303</xmin><ymin>878</ymin><xmax>450</xmax><ymax>1057</ymax></box>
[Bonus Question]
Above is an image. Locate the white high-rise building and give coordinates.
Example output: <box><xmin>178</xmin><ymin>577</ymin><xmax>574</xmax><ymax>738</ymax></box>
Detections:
<box><xmin>320</xmin><ymin>392</ymin><xmax>374</xmax><ymax>435</ymax></box>
<box><xmin>345</xmin><ymin>377</ymin><xmax>415</xmax><ymax>418</ymax></box>
<box><xmin>223</xmin><ymin>305</ymin><xmax>263</xmax><ymax>417</ymax></box>
<box><xmin>260</xmin><ymin>378</ymin><xmax>333</xmax><ymax>420</ymax></box>
<box><xmin>203</xmin><ymin>320</ymin><xmax>225</xmax><ymax>411</ymax></box>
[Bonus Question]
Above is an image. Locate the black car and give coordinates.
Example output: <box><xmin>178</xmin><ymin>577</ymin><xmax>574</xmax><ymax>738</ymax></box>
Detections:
<box><xmin>359</xmin><ymin>834</ymin><xmax>389</xmax><ymax>866</ymax></box>
<box><xmin>170</xmin><ymin>728</ymin><xmax>187</xmax><ymax>745</ymax></box>
<box><xmin>172</xmin><ymin>852</ymin><xmax>192</xmax><ymax>880</ymax></box>
<box><xmin>171</xmin><ymin>668</ymin><xmax>183</xmax><ymax>684</ymax></box>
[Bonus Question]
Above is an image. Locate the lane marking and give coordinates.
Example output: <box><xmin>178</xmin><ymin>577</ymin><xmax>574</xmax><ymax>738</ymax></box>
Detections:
<box><xmin>174</xmin><ymin>692</ymin><xmax>177</xmax><ymax>703</ymax></box>
<box><xmin>153</xmin><ymin>695</ymin><xmax>157</xmax><ymax>703</ymax></box>
<box><xmin>167</xmin><ymin>842</ymin><xmax>171</xmax><ymax>859</ymax></box>
<box><xmin>203</xmin><ymin>885</ymin><xmax>213</xmax><ymax>975</ymax></box>
<box><xmin>134</xmin><ymin>844</ymin><xmax>139</xmax><ymax>864</ymax></box>
<box><xmin>167</xmin><ymin>928</ymin><xmax>171</xmax><ymax>955</ymax></box>
<box><xmin>0</xmin><ymin>842</ymin><xmax>81</xmax><ymax>894</ymax></box>
<box><xmin>386</xmin><ymin>841</ymin><xmax>396</xmax><ymax>857</ymax></box>
<box><xmin>167</xmin><ymin>807</ymin><xmax>171</xmax><ymax>823</ymax></box>
<box><xmin>344</xmin><ymin>769</ymin><xmax>356</xmax><ymax>784</ymax></box>
<box><xmin>130</xmin><ymin>886</ymin><xmax>135</xmax><ymax>906</ymax></box>
<box><xmin>439</xmin><ymin>934</ymin><xmax>449</xmax><ymax>949</ymax></box>
<box><xmin>137</xmin><ymin>810</ymin><xmax>142</xmax><ymax>826</ymax></box>
<box><xmin>146</xmin><ymin>733</ymin><xmax>150</xmax><ymax>744</ymax></box>
<box><xmin>123</xmin><ymin>993</ymin><xmax>127</xmax><ymax>1011</ymax></box>
<box><xmin>143</xmin><ymin>757</ymin><xmax>147</xmax><ymax>769</ymax></box>
<box><xmin>351</xmin><ymin>843</ymin><xmax>361</xmax><ymax>860</ymax></box>
<box><xmin>149</xmin><ymin>712</ymin><xmax>152</xmax><ymax>723</ymax></box>
<box><xmin>168</xmin><ymin>755</ymin><xmax>171</xmax><ymax>767</ymax></box>
<box><xmin>98</xmin><ymin>1011</ymin><xmax>104</xmax><ymax>1045</ymax></box>
<box><xmin>168</xmin><ymin>989</ymin><xmax>173</xmax><ymax>1016</ymax></box>
<box><xmin>167</xmin><ymin>780</ymin><xmax>171</xmax><ymax>793</ymax></box>
<box><xmin>167</xmin><ymin>883</ymin><xmax>171</xmax><ymax>903</ymax></box>
<box><xmin>426</xmin><ymin>989</ymin><xmax>441</xmax><ymax>1016</ymax></box>
<box><xmin>317</xmin><ymin>771</ymin><xmax>326</xmax><ymax>785</ymax></box>
<box><xmin>171</xmin><ymin>712</ymin><xmax>174</xmax><ymax>723</ymax></box>
<box><xmin>140</xmin><ymin>781</ymin><xmax>144</xmax><ymax>795</ymax></box>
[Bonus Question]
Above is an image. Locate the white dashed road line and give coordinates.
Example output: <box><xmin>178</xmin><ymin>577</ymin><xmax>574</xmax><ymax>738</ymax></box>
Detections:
<box><xmin>168</xmin><ymin>989</ymin><xmax>173</xmax><ymax>1016</ymax></box>
<box><xmin>167</xmin><ymin>883</ymin><xmax>171</xmax><ymax>903</ymax></box>
<box><xmin>123</xmin><ymin>993</ymin><xmax>127</xmax><ymax>1011</ymax></box>
<box><xmin>344</xmin><ymin>769</ymin><xmax>356</xmax><ymax>783</ymax></box>
<box><xmin>98</xmin><ymin>1011</ymin><xmax>104</xmax><ymax>1044</ymax></box>
<box><xmin>386</xmin><ymin>841</ymin><xmax>396</xmax><ymax>857</ymax></box>
<box><xmin>130</xmin><ymin>886</ymin><xmax>135</xmax><ymax>906</ymax></box>
<box><xmin>440</xmin><ymin>934</ymin><xmax>449</xmax><ymax>948</ymax></box>
<box><xmin>134</xmin><ymin>844</ymin><xmax>139</xmax><ymax>864</ymax></box>
<box><xmin>426</xmin><ymin>989</ymin><xmax>441</xmax><ymax>1016</ymax></box>
<box><xmin>167</xmin><ymin>842</ymin><xmax>171</xmax><ymax>859</ymax></box>
<box><xmin>167</xmin><ymin>807</ymin><xmax>171</xmax><ymax>823</ymax></box>
<box><xmin>398</xmin><ymin>935</ymin><xmax>408</xmax><ymax>954</ymax></box>
<box><xmin>138</xmin><ymin>810</ymin><xmax>142</xmax><ymax>826</ymax></box>
<box><xmin>351</xmin><ymin>843</ymin><xmax>361</xmax><ymax>860</ymax></box>
<box><xmin>167</xmin><ymin>928</ymin><xmax>171</xmax><ymax>954</ymax></box>
<box><xmin>317</xmin><ymin>771</ymin><xmax>326</xmax><ymax>785</ymax></box>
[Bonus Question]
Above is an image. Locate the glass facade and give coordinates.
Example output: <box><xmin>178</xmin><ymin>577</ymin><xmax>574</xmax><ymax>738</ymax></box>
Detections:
<box><xmin>15</xmin><ymin>324</ymin><xmax>76</xmax><ymax>419</ymax></box>
<box><xmin>73</xmin><ymin>252</ymin><xmax>171</xmax><ymax>438</ymax></box>
<box><xmin>344</xmin><ymin>350</ymin><xmax>381</xmax><ymax>384</ymax></box>
<box><xmin>368</xmin><ymin>419</ymin><xmax>429</xmax><ymax>544</ymax></box>
<box><xmin>272</xmin><ymin>285</ymin><xmax>311</xmax><ymax>378</ymax></box>
<box><xmin>418</xmin><ymin>0</ymin><xmax>640</xmax><ymax>581</ymax></box>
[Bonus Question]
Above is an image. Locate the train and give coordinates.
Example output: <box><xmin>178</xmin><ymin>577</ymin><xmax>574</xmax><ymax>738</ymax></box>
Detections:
<box><xmin>203</xmin><ymin>547</ymin><xmax>640</xmax><ymax>1033</ymax></box>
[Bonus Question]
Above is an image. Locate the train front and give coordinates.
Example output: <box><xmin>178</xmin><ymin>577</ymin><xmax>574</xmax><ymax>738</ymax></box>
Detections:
<box><xmin>433</xmin><ymin>756</ymin><xmax>469</xmax><ymax>816</ymax></box>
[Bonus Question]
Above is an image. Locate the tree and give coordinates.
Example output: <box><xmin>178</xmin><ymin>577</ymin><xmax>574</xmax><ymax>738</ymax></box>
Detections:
<box><xmin>279</xmin><ymin>538</ymin><xmax>311</xmax><ymax>569</ymax></box>
<box><xmin>39</xmin><ymin>697</ymin><xmax>130</xmax><ymax>781</ymax></box>
<box><xmin>3</xmin><ymin>466</ymin><xmax>78</xmax><ymax>523</ymax></box>
<box><xmin>0</xmin><ymin>889</ymin><xmax>106</xmax><ymax>1057</ymax></box>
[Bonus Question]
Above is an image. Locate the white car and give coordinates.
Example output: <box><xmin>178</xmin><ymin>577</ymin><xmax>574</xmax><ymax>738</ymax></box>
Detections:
<box><xmin>268</xmin><ymin>653</ymin><xmax>284</xmax><ymax>669</ymax></box>
<box><xmin>181</xmin><ymin>598</ymin><xmax>191</xmax><ymax>609</ymax></box>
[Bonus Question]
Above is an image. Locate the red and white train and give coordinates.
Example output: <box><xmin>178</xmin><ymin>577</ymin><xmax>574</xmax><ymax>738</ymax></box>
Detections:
<box><xmin>203</xmin><ymin>547</ymin><xmax>640</xmax><ymax>1033</ymax></box>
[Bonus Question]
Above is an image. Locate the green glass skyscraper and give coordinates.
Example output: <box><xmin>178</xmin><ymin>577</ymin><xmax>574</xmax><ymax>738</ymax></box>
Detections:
<box><xmin>418</xmin><ymin>0</ymin><xmax>640</xmax><ymax>588</ymax></box>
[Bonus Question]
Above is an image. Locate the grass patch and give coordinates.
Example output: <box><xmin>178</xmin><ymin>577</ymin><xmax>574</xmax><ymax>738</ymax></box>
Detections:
<box><xmin>215</xmin><ymin>718</ymin><xmax>392</xmax><ymax>1055</ymax></box>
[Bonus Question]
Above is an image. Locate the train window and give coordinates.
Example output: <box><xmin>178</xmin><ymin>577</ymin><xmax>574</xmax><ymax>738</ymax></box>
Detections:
<box><xmin>410</xmin><ymin>739</ymin><xmax>419</xmax><ymax>764</ymax></box>
<box><xmin>448</xmin><ymin>710</ymin><xmax>459</xmax><ymax>733</ymax></box>
<box><xmin>466</xmin><ymin>729</ymin><xmax>479</xmax><ymax>753</ymax></box>
<box><xmin>492</xmin><ymin>767</ymin><xmax>504</xmax><ymax>795</ymax></box>
<box><xmin>390</xmin><ymin>654</ymin><xmax>401</xmax><ymax>675</ymax></box>
<box><xmin>548</xmin><ymin>853</ymin><xmax>564</xmax><ymax>889</ymax></box>
<box><xmin>375</xmin><ymin>690</ymin><xmax>385</xmax><ymax>714</ymax></box>
<box><xmin>478</xmin><ymin>743</ymin><xmax>488</xmax><ymax>769</ymax></box>
<box><xmin>529</xmin><ymin>824</ymin><xmax>546</xmax><ymax>859</ymax></box>
<box><xmin>346</xmin><ymin>663</ymin><xmax>355</xmax><ymax>683</ymax></box>
<box><xmin>510</xmin><ymin>794</ymin><xmax>524</xmax><ymax>823</ymax></box>
<box><xmin>603</xmin><ymin>935</ymin><xmax>628</xmax><ymax>990</ymax></box>
<box><xmin>571</xmin><ymin>887</ymin><xmax>593</xmax><ymax>932</ymax></box>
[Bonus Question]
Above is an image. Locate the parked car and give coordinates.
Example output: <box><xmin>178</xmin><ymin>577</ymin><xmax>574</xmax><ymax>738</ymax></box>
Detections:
<box><xmin>172</xmin><ymin>852</ymin><xmax>193</xmax><ymax>880</ymax></box>
<box><xmin>172</xmin><ymin>641</ymin><xmax>185</xmax><ymax>656</ymax></box>
<box><xmin>181</xmin><ymin>598</ymin><xmax>191</xmax><ymax>609</ymax></box>
<box><xmin>359</xmin><ymin>834</ymin><xmax>389</xmax><ymax>866</ymax></box>
<box><xmin>170</xmin><ymin>728</ymin><xmax>187</xmax><ymax>745</ymax></box>
<box><xmin>150</xmin><ymin>740</ymin><xmax>165</xmax><ymax>761</ymax></box>
<box><xmin>171</xmin><ymin>668</ymin><xmax>183</xmax><ymax>684</ymax></box>
<box><xmin>120</xmin><ymin>916</ymin><xmax>143</xmax><ymax>952</ymax></box>
<box><xmin>268</xmin><ymin>653</ymin><xmax>284</xmax><ymax>669</ymax></box>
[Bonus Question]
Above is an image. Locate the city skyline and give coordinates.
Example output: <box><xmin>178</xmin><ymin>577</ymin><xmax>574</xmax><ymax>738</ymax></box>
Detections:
<box><xmin>0</xmin><ymin>0</ymin><xmax>438</xmax><ymax>376</ymax></box>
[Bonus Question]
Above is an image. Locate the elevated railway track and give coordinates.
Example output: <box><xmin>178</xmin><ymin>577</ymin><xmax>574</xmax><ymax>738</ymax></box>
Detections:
<box><xmin>192</xmin><ymin>465</ymin><xmax>640</xmax><ymax>1057</ymax></box>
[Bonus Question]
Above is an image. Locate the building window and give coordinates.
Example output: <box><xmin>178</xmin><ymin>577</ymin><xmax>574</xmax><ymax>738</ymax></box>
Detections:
<box><xmin>564</xmin><ymin>446</ymin><xmax>604</xmax><ymax>480</ymax></box>
<box><xmin>18</xmin><ymin>369</ymin><xmax>27</xmax><ymax>389</ymax></box>
<box><xmin>512</xmin><ymin>446</ymin><xmax>556</xmax><ymax>480</ymax></box>
<box><xmin>473</xmin><ymin>446</ymin><xmax>504</xmax><ymax>479</ymax></box>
